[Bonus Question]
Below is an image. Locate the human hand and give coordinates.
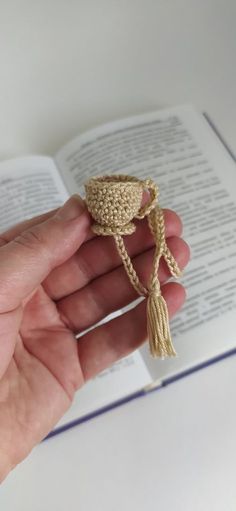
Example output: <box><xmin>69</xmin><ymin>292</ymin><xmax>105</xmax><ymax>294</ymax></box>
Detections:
<box><xmin>0</xmin><ymin>195</ymin><xmax>190</xmax><ymax>481</ymax></box>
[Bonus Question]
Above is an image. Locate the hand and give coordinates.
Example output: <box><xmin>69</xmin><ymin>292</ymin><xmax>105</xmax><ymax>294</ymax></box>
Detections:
<box><xmin>0</xmin><ymin>196</ymin><xmax>190</xmax><ymax>481</ymax></box>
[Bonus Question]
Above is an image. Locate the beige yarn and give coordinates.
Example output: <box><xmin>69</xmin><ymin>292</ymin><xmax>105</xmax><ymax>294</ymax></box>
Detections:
<box><xmin>85</xmin><ymin>175</ymin><xmax>182</xmax><ymax>358</ymax></box>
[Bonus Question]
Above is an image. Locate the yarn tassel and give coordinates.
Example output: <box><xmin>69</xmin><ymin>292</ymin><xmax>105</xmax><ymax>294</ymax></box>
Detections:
<box><xmin>146</xmin><ymin>290</ymin><xmax>177</xmax><ymax>358</ymax></box>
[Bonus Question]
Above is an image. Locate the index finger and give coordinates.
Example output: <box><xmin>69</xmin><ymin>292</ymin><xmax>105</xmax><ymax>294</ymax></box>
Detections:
<box><xmin>0</xmin><ymin>200</ymin><xmax>93</xmax><ymax>247</ymax></box>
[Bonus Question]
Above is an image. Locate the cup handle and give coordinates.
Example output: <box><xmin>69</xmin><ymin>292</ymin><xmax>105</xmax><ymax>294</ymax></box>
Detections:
<box><xmin>135</xmin><ymin>179</ymin><xmax>158</xmax><ymax>219</ymax></box>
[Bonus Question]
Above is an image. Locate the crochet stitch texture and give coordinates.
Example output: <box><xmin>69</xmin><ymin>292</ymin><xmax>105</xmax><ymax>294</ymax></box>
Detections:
<box><xmin>85</xmin><ymin>175</ymin><xmax>182</xmax><ymax>358</ymax></box>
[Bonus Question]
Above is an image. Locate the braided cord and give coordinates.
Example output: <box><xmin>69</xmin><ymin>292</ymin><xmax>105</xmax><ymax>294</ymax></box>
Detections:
<box><xmin>164</xmin><ymin>245</ymin><xmax>182</xmax><ymax>278</ymax></box>
<box><xmin>114</xmin><ymin>234</ymin><xmax>148</xmax><ymax>297</ymax></box>
<box><xmin>147</xmin><ymin>206</ymin><xmax>165</xmax><ymax>293</ymax></box>
<box><xmin>148</xmin><ymin>206</ymin><xmax>182</xmax><ymax>280</ymax></box>
<box><xmin>135</xmin><ymin>179</ymin><xmax>159</xmax><ymax>219</ymax></box>
<box><xmin>113</xmin><ymin>205</ymin><xmax>181</xmax><ymax>301</ymax></box>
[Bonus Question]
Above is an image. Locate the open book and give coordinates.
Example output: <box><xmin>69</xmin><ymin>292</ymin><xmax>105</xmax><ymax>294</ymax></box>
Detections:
<box><xmin>0</xmin><ymin>104</ymin><xmax>235</xmax><ymax>438</ymax></box>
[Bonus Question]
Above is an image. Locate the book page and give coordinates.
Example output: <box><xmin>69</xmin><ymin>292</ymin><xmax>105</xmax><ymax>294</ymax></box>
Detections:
<box><xmin>0</xmin><ymin>156</ymin><xmax>69</xmax><ymax>232</ymax></box>
<box><xmin>55</xmin><ymin>105</ymin><xmax>236</xmax><ymax>380</ymax></box>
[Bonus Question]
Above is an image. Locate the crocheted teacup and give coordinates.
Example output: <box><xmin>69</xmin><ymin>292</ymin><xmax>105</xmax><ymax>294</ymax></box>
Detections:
<box><xmin>84</xmin><ymin>173</ymin><xmax>182</xmax><ymax>358</ymax></box>
<box><xmin>85</xmin><ymin>175</ymin><xmax>158</xmax><ymax>235</ymax></box>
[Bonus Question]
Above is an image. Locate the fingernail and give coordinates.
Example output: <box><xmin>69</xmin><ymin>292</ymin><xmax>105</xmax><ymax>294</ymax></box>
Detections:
<box><xmin>55</xmin><ymin>195</ymin><xmax>86</xmax><ymax>221</ymax></box>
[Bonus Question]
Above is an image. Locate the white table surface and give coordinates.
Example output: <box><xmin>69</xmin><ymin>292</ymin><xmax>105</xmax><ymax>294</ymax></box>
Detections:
<box><xmin>0</xmin><ymin>2</ymin><xmax>236</xmax><ymax>509</ymax></box>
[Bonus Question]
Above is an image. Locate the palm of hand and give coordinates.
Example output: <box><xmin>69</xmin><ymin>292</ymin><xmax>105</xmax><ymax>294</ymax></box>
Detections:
<box><xmin>0</xmin><ymin>202</ymin><xmax>189</xmax><ymax>479</ymax></box>
<box><xmin>0</xmin><ymin>284</ymin><xmax>82</xmax><ymax>472</ymax></box>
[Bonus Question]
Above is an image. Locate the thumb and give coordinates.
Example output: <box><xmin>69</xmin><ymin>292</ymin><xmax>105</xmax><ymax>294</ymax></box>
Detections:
<box><xmin>0</xmin><ymin>195</ymin><xmax>91</xmax><ymax>312</ymax></box>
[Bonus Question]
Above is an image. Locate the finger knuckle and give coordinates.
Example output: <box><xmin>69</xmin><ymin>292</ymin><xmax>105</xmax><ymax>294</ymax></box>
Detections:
<box><xmin>14</xmin><ymin>227</ymin><xmax>49</xmax><ymax>259</ymax></box>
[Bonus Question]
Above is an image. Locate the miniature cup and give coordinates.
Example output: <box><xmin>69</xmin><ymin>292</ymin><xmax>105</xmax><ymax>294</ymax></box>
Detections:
<box><xmin>85</xmin><ymin>175</ymin><xmax>158</xmax><ymax>235</ymax></box>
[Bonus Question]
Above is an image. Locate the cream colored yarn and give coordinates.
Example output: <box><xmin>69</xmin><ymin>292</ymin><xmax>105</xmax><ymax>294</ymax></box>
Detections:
<box><xmin>85</xmin><ymin>175</ymin><xmax>182</xmax><ymax>358</ymax></box>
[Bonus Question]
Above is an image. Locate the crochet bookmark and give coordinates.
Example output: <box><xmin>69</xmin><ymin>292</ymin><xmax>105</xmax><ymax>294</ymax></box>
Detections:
<box><xmin>85</xmin><ymin>175</ymin><xmax>182</xmax><ymax>358</ymax></box>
